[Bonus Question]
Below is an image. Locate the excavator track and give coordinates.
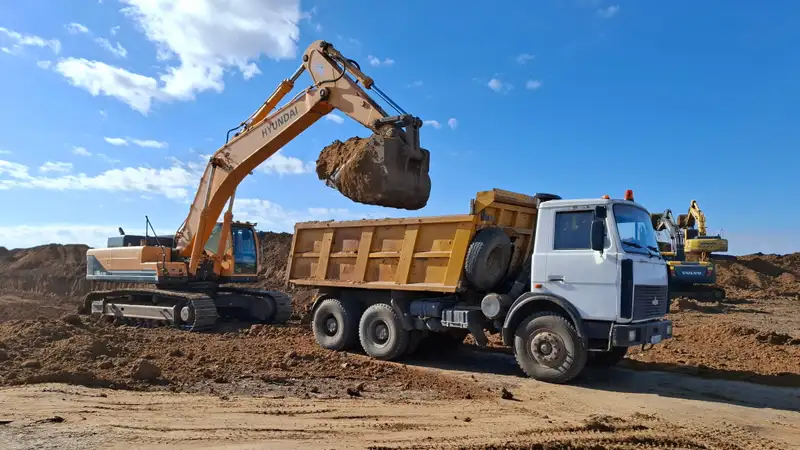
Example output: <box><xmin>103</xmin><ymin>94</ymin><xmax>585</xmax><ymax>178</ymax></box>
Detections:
<box><xmin>218</xmin><ymin>287</ymin><xmax>293</xmax><ymax>324</ymax></box>
<box><xmin>81</xmin><ymin>288</ymin><xmax>219</xmax><ymax>332</ymax></box>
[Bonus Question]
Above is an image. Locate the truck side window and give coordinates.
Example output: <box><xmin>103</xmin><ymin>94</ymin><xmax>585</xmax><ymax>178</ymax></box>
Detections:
<box><xmin>554</xmin><ymin>211</ymin><xmax>593</xmax><ymax>250</ymax></box>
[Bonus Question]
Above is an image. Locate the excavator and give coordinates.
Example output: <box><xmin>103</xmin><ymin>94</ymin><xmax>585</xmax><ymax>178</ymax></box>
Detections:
<box><xmin>79</xmin><ymin>40</ymin><xmax>432</xmax><ymax>331</ymax></box>
<box><xmin>651</xmin><ymin>200</ymin><xmax>728</xmax><ymax>301</ymax></box>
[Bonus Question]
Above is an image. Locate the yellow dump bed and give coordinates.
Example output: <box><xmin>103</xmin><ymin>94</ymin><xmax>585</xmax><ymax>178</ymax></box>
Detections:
<box><xmin>286</xmin><ymin>189</ymin><xmax>543</xmax><ymax>293</ymax></box>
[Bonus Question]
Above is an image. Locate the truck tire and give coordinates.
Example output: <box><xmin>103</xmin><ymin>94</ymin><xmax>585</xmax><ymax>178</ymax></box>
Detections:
<box><xmin>513</xmin><ymin>312</ymin><xmax>587</xmax><ymax>384</ymax></box>
<box><xmin>312</xmin><ymin>298</ymin><xmax>361</xmax><ymax>351</ymax></box>
<box><xmin>359</xmin><ymin>303</ymin><xmax>410</xmax><ymax>361</ymax></box>
<box><xmin>587</xmin><ymin>347</ymin><xmax>627</xmax><ymax>367</ymax></box>
<box><xmin>465</xmin><ymin>227</ymin><xmax>513</xmax><ymax>291</ymax></box>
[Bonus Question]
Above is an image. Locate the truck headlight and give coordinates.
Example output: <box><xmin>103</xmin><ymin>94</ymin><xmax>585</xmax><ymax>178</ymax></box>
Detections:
<box><xmin>666</xmin><ymin>324</ymin><xmax>673</xmax><ymax>336</ymax></box>
<box><xmin>628</xmin><ymin>330</ymin><xmax>637</xmax><ymax>342</ymax></box>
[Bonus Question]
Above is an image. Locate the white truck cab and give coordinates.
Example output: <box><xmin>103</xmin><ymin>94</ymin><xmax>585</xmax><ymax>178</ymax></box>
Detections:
<box><xmin>499</xmin><ymin>191</ymin><xmax>673</xmax><ymax>382</ymax></box>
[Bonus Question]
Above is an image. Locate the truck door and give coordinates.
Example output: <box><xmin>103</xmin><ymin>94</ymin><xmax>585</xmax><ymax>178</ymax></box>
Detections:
<box><xmin>544</xmin><ymin>207</ymin><xmax>618</xmax><ymax>321</ymax></box>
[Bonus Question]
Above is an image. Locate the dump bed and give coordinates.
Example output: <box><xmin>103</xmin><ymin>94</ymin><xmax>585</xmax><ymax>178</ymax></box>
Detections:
<box><xmin>287</xmin><ymin>189</ymin><xmax>553</xmax><ymax>293</ymax></box>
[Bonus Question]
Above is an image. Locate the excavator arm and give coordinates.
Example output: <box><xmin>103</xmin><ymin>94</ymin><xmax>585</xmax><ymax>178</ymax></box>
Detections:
<box><xmin>174</xmin><ymin>40</ymin><xmax>429</xmax><ymax>277</ymax></box>
<box><xmin>678</xmin><ymin>200</ymin><xmax>707</xmax><ymax>235</ymax></box>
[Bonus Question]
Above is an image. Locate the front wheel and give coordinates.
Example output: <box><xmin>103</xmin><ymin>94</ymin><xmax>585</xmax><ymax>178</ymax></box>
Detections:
<box><xmin>513</xmin><ymin>312</ymin><xmax>587</xmax><ymax>384</ymax></box>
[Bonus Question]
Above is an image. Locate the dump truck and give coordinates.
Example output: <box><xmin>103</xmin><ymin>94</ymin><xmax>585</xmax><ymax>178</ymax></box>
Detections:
<box><xmin>287</xmin><ymin>189</ymin><xmax>673</xmax><ymax>383</ymax></box>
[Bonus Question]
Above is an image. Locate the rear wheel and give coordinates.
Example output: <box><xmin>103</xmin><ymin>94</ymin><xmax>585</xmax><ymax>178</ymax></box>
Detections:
<box><xmin>587</xmin><ymin>347</ymin><xmax>628</xmax><ymax>367</ymax></box>
<box><xmin>513</xmin><ymin>312</ymin><xmax>587</xmax><ymax>383</ymax></box>
<box><xmin>359</xmin><ymin>303</ymin><xmax>409</xmax><ymax>361</ymax></box>
<box><xmin>312</xmin><ymin>298</ymin><xmax>361</xmax><ymax>351</ymax></box>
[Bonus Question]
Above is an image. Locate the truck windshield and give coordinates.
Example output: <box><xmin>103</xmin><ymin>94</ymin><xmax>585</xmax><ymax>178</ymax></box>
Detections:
<box><xmin>613</xmin><ymin>204</ymin><xmax>660</xmax><ymax>256</ymax></box>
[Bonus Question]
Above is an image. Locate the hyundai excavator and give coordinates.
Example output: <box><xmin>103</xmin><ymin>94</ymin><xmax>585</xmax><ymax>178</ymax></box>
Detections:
<box><xmin>79</xmin><ymin>40</ymin><xmax>432</xmax><ymax>330</ymax></box>
<box><xmin>651</xmin><ymin>200</ymin><xmax>728</xmax><ymax>301</ymax></box>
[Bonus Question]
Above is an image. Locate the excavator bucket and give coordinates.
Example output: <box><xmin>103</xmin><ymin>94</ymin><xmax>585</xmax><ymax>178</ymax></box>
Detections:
<box><xmin>316</xmin><ymin>129</ymin><xmax>431</xmax><ymax>210</ymax></box>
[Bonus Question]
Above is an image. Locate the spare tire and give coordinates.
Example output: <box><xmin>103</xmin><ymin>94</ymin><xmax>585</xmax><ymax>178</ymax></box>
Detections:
<box><xmin>464</xmin><ymin>227</ymin><xmax>513</xmax><ymax>291</ymax></box>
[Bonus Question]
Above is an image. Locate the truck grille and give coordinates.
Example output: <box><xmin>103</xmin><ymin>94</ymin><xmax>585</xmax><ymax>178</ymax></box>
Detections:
<box><xmin>633</xmin><ymin>285</ymin><xmax>669</xmax><ymax>320</ymax></box>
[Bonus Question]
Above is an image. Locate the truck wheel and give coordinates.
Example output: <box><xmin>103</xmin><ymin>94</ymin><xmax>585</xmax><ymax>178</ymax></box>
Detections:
<box><xmin>359</xmin><ymin>303</ymin><xmax>409</xmax><ymax>361</ymax></box>
<box><xmin>587</xmin><ymin>347</ymin><xmax>628</xmax><ymax>367</ymax></box>
<box><xmin>312</xmin><ymin>298</ymin><xmax>360</xmax><ymax>351</ymax></box>
<box><xmin>465</xmin><ymin>227</ymin><xmax>513</xmax><ymax>291</ymax></box>
<box><xmin>513</xmin><ymin>312</ymin><xmax>587</xmax><ymax>384</ymax></box>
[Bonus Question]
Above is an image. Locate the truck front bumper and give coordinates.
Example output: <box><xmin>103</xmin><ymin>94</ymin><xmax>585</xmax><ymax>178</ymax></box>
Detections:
<box><xmin>611</xmin><ymin>320</ymin><xmax>673</xmax><ymax>347</ymax></box>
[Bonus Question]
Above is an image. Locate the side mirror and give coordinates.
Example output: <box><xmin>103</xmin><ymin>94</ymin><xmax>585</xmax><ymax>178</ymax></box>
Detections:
<box><xmin>594</xmin><ymin>205</ymin><xmax>607</xmax><ymax>219</ymax></box>
<box><xmin>591</xmin><ymin>219</ymin><xmax>605</xmax><ymax>252</ymax></box>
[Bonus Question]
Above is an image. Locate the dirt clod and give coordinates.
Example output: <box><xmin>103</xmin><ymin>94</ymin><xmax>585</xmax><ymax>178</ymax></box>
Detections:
<box><xmin>22</xmin><ymin>360</ymin><xmax>41</xmax><ymax>369</ymax></box>
<box><xmin>131</xmin><ymin>359</ymin><xmax>161</xmax><ymax>381</ymax></box>
<box><xmin>500</xmin><ymin>387</ymin><xmax>514</xmax><ymax>400</ymax></box>
<box><xmin>346</xmin><ymin>387</ymin><xmax>361</xmax><ymax>397</ymax></box>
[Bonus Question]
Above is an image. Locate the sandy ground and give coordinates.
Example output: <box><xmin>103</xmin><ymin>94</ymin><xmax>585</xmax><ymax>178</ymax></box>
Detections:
<box><xmin>1</xmin><ymin>348</ymin><xmax>798</xmax><ymax>450</ymax></box>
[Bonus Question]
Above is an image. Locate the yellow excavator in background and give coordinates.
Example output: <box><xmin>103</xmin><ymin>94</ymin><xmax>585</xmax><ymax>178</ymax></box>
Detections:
<box><xmin>80</xmin><ymin>40</ymin><xmax>432</xmax><ymax>331</ymax></box>
<box><xmin>652</xmin><ymin>200</ymin><xmax>728</xmax><ymax>301</ymax></box>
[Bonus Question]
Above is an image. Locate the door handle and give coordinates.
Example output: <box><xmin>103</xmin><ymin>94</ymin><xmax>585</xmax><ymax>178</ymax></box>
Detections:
<box><xmin>548</xmin><ymin>275</ymin><xmax>565</xmax><ymax>282</ymax></box>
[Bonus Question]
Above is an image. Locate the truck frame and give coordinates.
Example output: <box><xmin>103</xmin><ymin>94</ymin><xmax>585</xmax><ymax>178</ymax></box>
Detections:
<box><xmin>287</xmin><ymin>189</ymin><xmax>673</xmax><ymax>383</ymax></box>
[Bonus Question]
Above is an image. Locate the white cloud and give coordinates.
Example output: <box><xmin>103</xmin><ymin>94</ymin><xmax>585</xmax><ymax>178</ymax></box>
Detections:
<box><xmin>407</xmin><ymin>80</ymin><xmax>423</xmax><ymax>88</ymax></box>
<box><xmin>104</xmin><ymin>137</ymin><xmax>167</xmax><ymax>148</ymax></box>
<box><xmin>99</xmin><ymin>110</ymin><xmax>107</xmax><ymax>118</ymax></box>
<box><xmin>368</xmin><ymin>55</ymin><xmax>394</xmax><ymax>67</ymax></box>
<box><xmin>56</xmin><ymin>58</ymin><xmax>161</xmax><ymax>114</ymax></box>
<box><xmin>0</xmin><ymin>224</ymin><xmax>122</xmax><ymax>249</ymax></box>
<box><xmin>94</xmin><ymin>37</ymin><xmax>128</xmax><ymax>58</ymax></box>
<box><xmin>0</xmin><ymin>150</ymin><xmax>10</xmax><ymax>155</ymax></box>
<box><xmin>325</xmin><ymin>114</ymin><xmax>345</xmax><ymax>124</ymax></box>
<box><xmin>488</xmin><ymin>78</ymin><xmax>513</xmax><ymax>93</ymax></box>
<box><xmin>447</xmin><ymin>118</ymin><xmax>458</xmax><ymax>130</ymax></box>
<box><xmin>116</xmin><ymin>0</ymin><xmax>301</xmax><ymax>103</ymax></box>
<box><xmin>39</xmin><ymin>162</ymin><xmax>73</xmax><ymax>174</ymax></box>
<box><xmin>526</xmin><ymin>80</ymin><xmax>543</xmax><ymax>90</ymax></box>
<box><xmin>597</xmin><ymin>5</ymin><xmax>620</xmax><ymax>19</ymax></box>
<box><xmin>258</xmin><ymin>151</ymin><xmax>313</xmax><ymax>175</ymax></box>
<box><xmin>110</xmin><ymin>26</ymin><xmax>120</xmax><ymax>36</ymax></box>
<box><xmin>0</xmin><ymin>158</ymin><xmax>198</xmax><ymax>200</ymax></box>
<box><xmin>104</xmin><ymin>137</ymin><xmax>129</xmax><ymax>146</ymax></box>
<box><xmin>65</xmin><ymin>23</ymin><xmax>90</xmax><ymax>35</ymax></box>
<box><xmin>73</xmin><ymin>146</ymin><xmax>92</xmax><ymax>156</ymax></box>
<box><xmin>516</xmin><ymin>53</ymin><xmax>535</xmax><ymax>64</ymax></box>
<box><xmin>0</xmin><ymin>27</ymin><xmax>61</xmax><ymax>55</ymax></box>
<box><xmin>131</xmin><ymin>139</ymin><xmax>168</xmax><ymax>149</ymax></box>
<box><xmin>423</xmin><ymin>120</ymin><xmax>441</xmax><ymax>129</ymax></box>
<box><xmin>36</xmin><ymin>60</ymin><xmax>52</xmax><ymax>69</ymax></box>
<box><xmin>234</xmin><ymin>199</ymin><xmax>357</xmax><ymax>232</ymax></box>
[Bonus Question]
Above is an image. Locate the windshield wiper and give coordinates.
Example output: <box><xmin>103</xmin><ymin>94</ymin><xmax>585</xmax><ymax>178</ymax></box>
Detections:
<box><xmin>622</xmin><ymin>240</ymin><xmax>643</xmax><ymax>249</ymax></box>
<box><xmin>622</xmin><ymin>240</ymin><xmax>659</xmax><ymax>258</ymax></box>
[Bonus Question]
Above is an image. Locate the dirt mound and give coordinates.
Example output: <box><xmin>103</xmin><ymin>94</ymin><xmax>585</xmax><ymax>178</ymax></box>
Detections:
<box><xmin>316</xmin><ymin>134</ymin><xmax>431</xmax><ymax>210</ymax></box>
<box><xmin>255</xmin><ymin>231</ymin><xmax>293</xmax><ymax>287</ymax></box>
<box><xmin>627</xmin><ymin>318</ymin><xmax>800</xmax><ymax>386</ymax></box>
<box><xmin>0</xmin><ymin>315</ymin><xmax>484</xmax><ymax>399</ymax></box>
<box><xmin>715</xmin><ymin>253</ymin><xmax>800</xmax><ymax>294</ymax></box>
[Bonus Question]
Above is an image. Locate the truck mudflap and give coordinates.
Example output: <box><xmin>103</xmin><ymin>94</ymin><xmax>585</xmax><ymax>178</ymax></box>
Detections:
<box><xmin>611</xmin><ymin>320</ymin><xmax>673</xmax><ymax>347</ymax></box>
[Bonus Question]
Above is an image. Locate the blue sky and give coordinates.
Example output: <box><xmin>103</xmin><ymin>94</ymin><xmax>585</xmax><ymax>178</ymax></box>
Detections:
<box><xmin>0</xmin><ymin>0</ymin><xmax>797</xmax><ymax>255</ymax></box>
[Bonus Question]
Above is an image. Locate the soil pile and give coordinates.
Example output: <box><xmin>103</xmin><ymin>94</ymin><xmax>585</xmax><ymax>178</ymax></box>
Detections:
<box><xmin>316</xmin><ymin>135</ymin><xmax>431</xmax><ymax>210</ymax></box>
<box><xmin>0</xmin><ymin>315</ymin><xmax>483</xmax><ymax>399</ymax></box>
<box><xmin>714</xmin><ymin>253</ymin><xmax>800</xmax><ymax>299</ymax></box>
<box><xmin>0</xmin><ymin>244</ymin><xmax>93</xmax><ymax>299</ymax></box>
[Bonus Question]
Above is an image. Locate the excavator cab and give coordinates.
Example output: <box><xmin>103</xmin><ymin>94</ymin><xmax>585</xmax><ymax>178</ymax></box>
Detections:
<box><xmin>204</xmin><ymin>222</ymin><xmax>259</xmax><ymax>278</ymax></box>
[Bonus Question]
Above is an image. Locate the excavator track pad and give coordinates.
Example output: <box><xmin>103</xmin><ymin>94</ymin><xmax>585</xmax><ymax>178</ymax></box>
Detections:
<box><xmin>316</xmin><ymin>132</ymin><xmax>431</xmax><ymax>210</ymax></box>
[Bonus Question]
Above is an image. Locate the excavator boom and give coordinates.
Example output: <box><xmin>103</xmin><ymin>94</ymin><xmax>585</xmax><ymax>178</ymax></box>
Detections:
<box><xmin>175</xmin><ymin>40</ymin><xmax>431</xmax><ymax>275</ymax></box>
